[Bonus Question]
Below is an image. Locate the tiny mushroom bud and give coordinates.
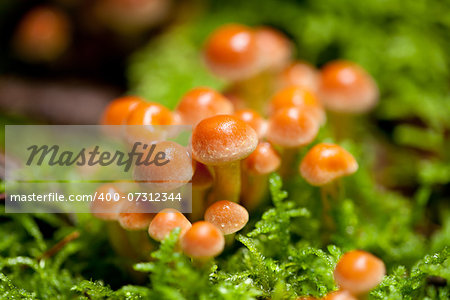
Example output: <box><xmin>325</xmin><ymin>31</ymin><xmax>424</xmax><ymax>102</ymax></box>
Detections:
<box><xmin>299</xmin><ymin>143</ymin><xmax>358</xmax><ymax>186</ymax></box>
<box><xmin>333</xmin><ymin>250</ymin><xmax>386</xmax><ymax>296</ymax></box>
<box><xmin>241</xmin><ymin>142</ymin><xmax>281</xmax><ymax>210</ymax></box>
<box><xmin>204</xmin><ymin>24</ymin><xmax>260</xmax><ymax>80</ymax></box>
<box><xmin>13</xmin><ymin>6</ymin><xmax>71</xmax><ymax>62</ymax></box>
<box><xmin>254</xmin><ymin>26</ymin><xmax>292</xmax><ymax>71</ymax></box>
<box><xmin>279</xmin><ymin>61</ymin><xmax>320</xmax><ymax>92</ymax></box>
<box><xmin>267</xmin><ymin>107</ymin><xmax>320</xmax><ymax>148</ymax></box>
<box><xmin>319</xmin><ymin>60</ymin><xmax>379</xmax><ymax>114</ymax></box>
<box><xmin>101</xmin><ymin>96</ymin><xmax>143</xmax><ymax>125</ymax></box>
<box><xmin>269</xmin><ymin>86</ymin><xmax>325</xmax><ymax>125</ymax></box>
<box><xmin>234</xmin><ymin>108</ymin><xmax>268</xmax><ymax>139</ymax></box>
<box><xmin>181</xmin><ymin>221</ymin><xmax>225</xmax><ymax>259</ymax></box>
<box><xmin>90</xmin><ymin>184</ymin><xmax>124</xmax><ymax>220</ymax></box>
<box><xmin>322</xmin><ymin>290</ymin><xmax>357</xmax><ymax>300</ymax></box>
<box><xmin>176</xmin><ymin>87</ymin><xmax>233</xmax><ymax>126</ymax></box>
<box><xmin>191</xmin><ymin>115</ymin><xmax>258</xmax><ymax>202</ymax></box>
<box><xmin>148</xmin><ymin>208</ymin><xmax>192</xmax><ymax>241</ymax></box>
<box><xmin>118</xmin><ymin>200</ymin><xmax>155</xmax><ymax>230</ymax></box>
<box><xmin>133</xmin><ymin>141</ymin><xmax>193</xmax><ymax>192</ymax></box>
<box><xmin>204</xmin><ymin>200</ymin><xmax>249</xmax><ymax>235</ymax></box>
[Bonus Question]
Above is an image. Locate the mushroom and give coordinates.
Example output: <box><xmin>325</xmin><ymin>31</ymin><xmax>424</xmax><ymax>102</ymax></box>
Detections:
<box><xmin>190</xmin><ymin>161</ymin><xmax>214</xmax><ymax>221</ymax></box>
<box><xmin>180</xmin><ymin>221</ymin><xmax>225</xmax><ymax>260</ymax></box>
<box><xmin>319</xmin><ymin>60</ymin><xmax>378</xmax><ymax>114</ymax></box>
<box><xmin>175</xmin><ymin>87</ymin><xmax>234</xmax><ymax>126</ymax></box>
<box><xmin>299</xmin><ymin>143</ymin><xmax>358</xmax><ymax>234</ymax></box>
<box><xmin>278</xmin><ymin>61</ymin><xmax>320</xmax><ymax>92</ymax></box>
<box><xmin>333</xmin><ymin>250</ymin><xmax>386</xmax><ymax>296</ymax></box>
<box><xmin>204</xmin><ymin>24</ymin><xmax>261</xmax><ymax>81</ymax></box>
<box><xmin>118</xmin><ymin>200</ymin><xmax>155</xmax><ymax>230</ymax></box>
<box><xmin>148</xmin><ymin>208</ymin><xmax>192</xmax><ymax>242</ymax></box>
<box><xmin>204</xmin><ymin>200</ymin><xmax>249</xmax><ymax>235</ymax></box>
<box><xmin>266</xmin><ymin>107</ymin><xmax>320</xmax><ymax>177</ymax></box>
<box><xmin>299</xmin><ymin>143</ymin><xmax>358</xmax><ymax>187</ymax></box>
<box><xmin>133</xmin><ymin>140</ymin><xmax>194</xmax><ymax>193</ymax></box>
<box><xmin>100</xmin><ymin>96</ymin><xmax>143</xmax><ymax>125</ymax></box>
<box><xmin>254</xmin><ymin>26</ymin><xmax>292</xmax><ymax>71</ymax></box>
<box><xmin>90</xmin><ymin>184</ymin><xmax>124</xmax><ymax>220</ymax></box>
<box><xmin>191</xmin><ymin>115</ymin><xmax>258</xmax><ymax>202</ymax></box>
<box><xmin>322</xmin><ymin>290</ymin><xmax>357</xmax><ymax>300</ymax></box>
<box><xmin>234</xmin><ymin>108</ymin><xmax>268</xmax><ymax>139</ymax></box>
<box><xmin>13</xmin><ymin>6</ymin><xmax>71</xmax><ymax>62</ymax></box>
<box><xmin>241</xmin><ymin>142</ymin><xmax>281</xmax><ymax>210</ymax></box>
<box><xmin>269</xmin><ymin>86</ymin><xmax>326</xmax><ymax>125</ymax></box>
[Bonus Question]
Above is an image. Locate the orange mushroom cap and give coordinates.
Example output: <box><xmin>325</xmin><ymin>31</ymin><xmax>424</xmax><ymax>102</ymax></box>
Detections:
<box><xmin>333</xmin><ymin>250</ymin><xmax>386</xmax><ymax>295</ymax></box>
<box><xmin>176</xmin><ymin>87</ymin><xmax>233</xmax><ymax>126</ymax></box>
<box><xmin>14</xmin><ymin>6</ymin><xmax>70</xmax><ymax>62</ymax></box>
<box><xmin>204</xmin><ymin>24</ymin><xmax>260</xmax><ymax>80</ymax></box>
<box><xmin>133</xmin><ymin>141</ymin><xmax>193</xmax><ymax>192</ymax></box>
<box><xmin>269</xmin><ymin>86</ymin><xmax>325</xmax><ymax>124</ymax></box>
<box><xmin>321</xmin><ymin>290</ymin><xmax>357</xmax><ymax>300</ymax></box>
<box><xmin>191</xmin><ymin>115</ymin><xmax>258</xmax><ymax>165</ymax></box>
<box><xmin>181</xmin><ymin>221</ymin><xmax>225</xmax><ymax>259</ymax></box>
<box><xmin>101</xmin><ymin>96</ymin><xmax>143</xmax><ymax>125</ymax></box>
<box><xmin>319</xmin><ymin>60</ymin><xmax>378</xmax><ymax>113</ymax></box>
<box><xmin>90</xmin><ymin>184</ymin><xmax>124</xmax><ymax>220</ymax></box>
<box><xmin>266</xmin><ymin>107</ymin><xmax>320</xmax><ymax>148</ymax></box>
<box><xmin>254</xmin><ymin>26</ymin><xmax>292</xmax><ymax>71</ymax></box>
<box><xmin>204</xmin><ymin>200</ymin><xmax>249</xmax><ymax>235</ymax></box>
<box><xmin>234</xmin><ymin>108</ymin><xmax>267</xmax><ymax>139</ymax></box>
<box><xmin>118</xmin><ymin>200</ymin><xmax>155</xmax><ymax>230</ymax></box>
<box><xmin>126</xmin><ymin>102</ymin><xmax>175</xmax><ymax>126</ymax></box>
<box><xmin>279</xmin><ymin>61</ymin><xmax>320</xmax><ymax>92</ymax></box>
<box><xmin>148</xmin><ymin>208</ymin><xmax>192</xmax><ymax>241</ymax></box>
<box><xmin>243</xmin><ymin>142</ymin><xmax>281</xmax><ymax>175</ymax></box>
<box><xmin>299</xmin><ymin>143</ymin><xmax>358</xmax><ymax>186</ymax></box>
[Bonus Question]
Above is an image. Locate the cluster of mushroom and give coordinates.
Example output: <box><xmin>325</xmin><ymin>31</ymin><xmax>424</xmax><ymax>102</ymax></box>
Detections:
<box><xmin>91</xmin><ymin>23</ymin><xmax>379</xmax><ymax>260</ymax></box>
<box><xmin>299</xmin><ymin>250</ymin><xmax>386</xmax><ymax>300</ymax></box>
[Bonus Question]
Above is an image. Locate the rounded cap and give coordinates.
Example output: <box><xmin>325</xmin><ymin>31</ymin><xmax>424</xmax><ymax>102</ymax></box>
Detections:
<box><xmin>299</xmin><ymin>143</ymin><xmax>358</xmax><ymax>186</ymax></box>
<box><xmin>13</xmin><ymin>6</ymin><xmax>70</xmax><ymax>62</ymax></box>
<box><xmin>243</xmin><ymin>142</ymin><xmax>281</xmax><ymax>175</ymax></box>
<box><xmin>255</xmin><ymin>26</ymin><xmax>292</xmax><ymax>71</ymax></box>
<box><xmin>181</xmin><ymin>221</ymin><xmax>225</xmax><ymax>259</ymax></box>
<box><xmin>176</xmin><ymin>87</ymin><xmax>233</xmax><ymax>126</ymax></box>
<box><xmin>204</xmin><ymin>24</ymin><xmax>260</xmax><ymax>80</ymax></box>
<box><xmin>133</xmin><ymin>141</ymin><xmax>193</xmax><ymax>192</ymax></box>
<box><xmin>234</xmin><ymin>109</ymin><xmax>267</xmax><ymax>139</ymax></box>
<box><xmin>319</xmin><ymin>60</ymin><xmax>379</xmax><ymax>113</ymax></box>
<box><xmin>204</xmin><ymin>200</ymin><xmax>249</xmax><ymax>235</ymax></box>
<box><xmin>333</xmin><ymin>250</ymin><xmax>386</xmax><ymax>295</ymax></box>
<box><xmin>148</xmin><ymin>208</ymin><xmax>192</xmax><ymax>241</ymax></box>
<box><xmin>322</xmin><ymin>291</ymin><xmax>357</xmax><ymax>300</ymax></box>
<box><xmin>266</xmin><ymin>107</ymin><xmax>320</xmax><ymax>148</ymax></box>
<box><xmin>101</xmin><ymin>96</ymin><xmax>143</xmax><ymax>125</ymax></box>
<box><xmin>118</xmin><ymin>201</ymin><xmax>155</xmax><ymax>230</ymax></box>
<box><xmin>269</xmin><ymin>86</ymin><xmax>325</xmax><ymax>124</ymax></box>
<box><xmin>192</xmin><ymin>115</ymin><xmax>258</xmax><ymax>165</ymax></box>
<box><xmin>90</xmin><ymin>184</ymin><xmax>124</xmax><ymax>220</ymax></box>
<box><xmin>278</xmin><ymin>61</ymin><xmax>319</xmax><ymax>92</ymax></box>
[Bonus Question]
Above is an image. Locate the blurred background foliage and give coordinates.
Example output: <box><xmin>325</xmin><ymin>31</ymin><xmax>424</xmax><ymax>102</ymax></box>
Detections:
<box><xmin>0</xmin><ymin>0</ymin><xmax>449</xmax><ymax>299</ymax></box>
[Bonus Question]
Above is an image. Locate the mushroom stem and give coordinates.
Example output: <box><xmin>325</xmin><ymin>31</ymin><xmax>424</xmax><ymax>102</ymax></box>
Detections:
<box><xmin>279</xmin><ymin>148</ymin><xmax>299</xmax><ymax>178</ymax></box>
<box><xmin>241</xmin><ymin>173</ymin><xmax>269</xmax><ymax>211</ymax></box>
<box><xmin>320</xmin><ymin>180</ymin><xmax>341</xmax><ymax>240</ymax></box>
<box><xmin>211</xmin><ymin>161</ymin><xmax>241</xmax><ymax>203</ymax></box>
<box><xmin>106</xmin><ymin>222</ymin><xmax>153</xmax><ymax>261</ymax></box>
<box><xmin>190</xmin><ymin>189</ymin><xmax>209</xmax><ymax>221</ymax></box>
<box><xmin>328</xmin><ymin>111</ymin><xmax>357</xmax><ymax>141</ymax></box>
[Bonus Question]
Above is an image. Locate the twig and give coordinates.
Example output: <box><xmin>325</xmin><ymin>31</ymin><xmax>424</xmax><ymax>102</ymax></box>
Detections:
<box><xmin>38</xmin><ymin>231</ymin><xmax>80</xmax><ymax>261</ymax></box>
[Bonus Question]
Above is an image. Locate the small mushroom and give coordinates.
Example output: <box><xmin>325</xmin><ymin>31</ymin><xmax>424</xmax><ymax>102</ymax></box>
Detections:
<box><xmin>90</xmin><ymin>184</ymin><xmax>124</xmax><ymax>221</ymax></box>
<box><xmin>234</xmin><ymin>108</ymin><xmax>268</xmax><ymax>139</ymax></box>
<box><xmin>204</xmin><ymin>200</ymin><xmax>249</xmax><ymax>235</ymax></box>
<box><xmin>278</xmin><ymin>61</ymin><xmax>320</xmax><ymax>92</ymax></box>
<box><xmin>204</xmin><ymin>24</ymin><xmax>260</xmax><ymax>80</ymax></box>
<box><xmin>321</xmin><ymin>290</ymin><xmax>357</xmax><ymax>300</ymax></box>
<box><xmin>101</xmin><ymin>96</ymin><xmax>143</xmax><ymax>125</ymax></box>
<box><xmin>254</xmin><ymin>26</ymin><xmax>292</xmax><ymax>71</ymax></box>
<box><xmin>181</xmin><ymin>221</ymin><xmax>225</xmax><ymax>260</ymax></box>
<box><xmin>333</xmin><ymin>250</ymin><xmax>386</xmax><ymax>296</ymax></box>
<box><xmin>191</xmin><ymin>115</ymin><xmax>258</xmax><ymax>202</ymax></box>
<box><xmin>148</xmin><ymin>208</ymin><xmax>192</xmax><ymax>241</ymax></box>
<box><xmin>176</xmin><ymin>87</ymin><xmax>234</xmax><ymax>126</ymax></box>
<box><xmin>118</xmin><ymin>200</ymin><xmax>155</xmax><ymax>230</ymax></box>
<box><xmin>190</xmin><ymin>161</ymin><xmax>214</xmax><ymax>221</ymax></box>
<box><xmin>241</xmin><ymin>142</ymin><xmax>281</xmax><ymax>210</ymax></box>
